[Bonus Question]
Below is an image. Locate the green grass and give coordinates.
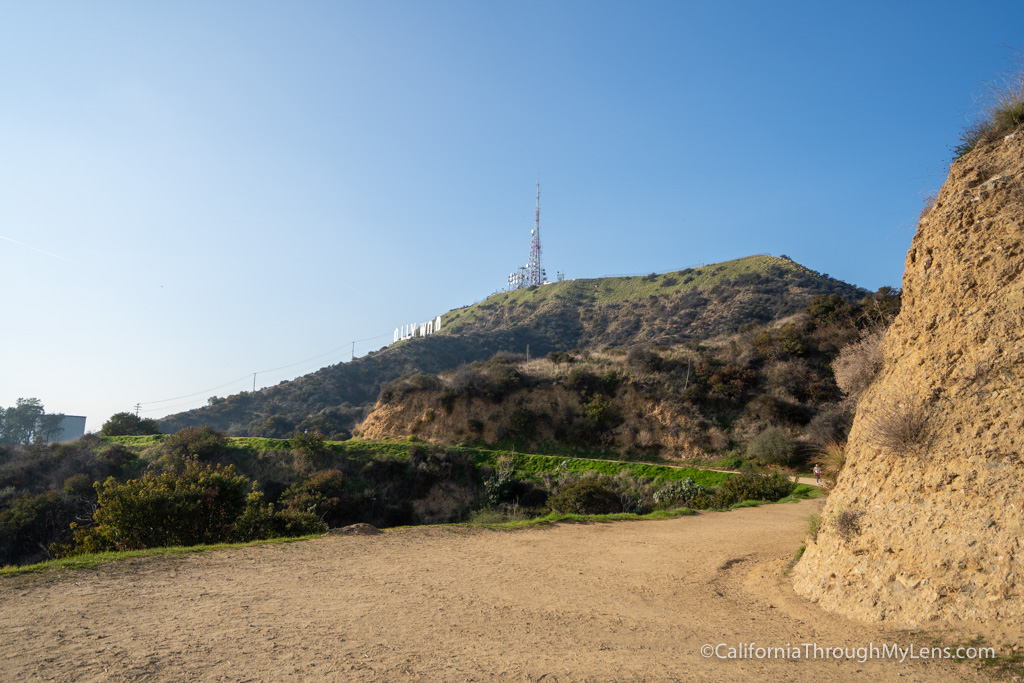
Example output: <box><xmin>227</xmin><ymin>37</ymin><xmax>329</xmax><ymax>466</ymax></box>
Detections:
<box><xmin>0</xmin><ymin>534</ymin><xmax>324</xmax><ymax>577</ymax></box>
<box><xmin>466</xmin><ymin>506</ymin><xmax>697</xmax><ymax>530</ymax></box>
<box><xmin>465</xmin><ymin>448</ymin><xmax>734</xmax><ymax>487</ymax></box>
<box><xmin>103</xmin><ymin>435</ymin><xmax>736</xmax><ymax>487</ymax></box>
<box><xmin>440</xmin><ymin>255</ymin><xmax>814</xmax><ymax>333</ymax></box>
<box><xmin>101</xmin><ymin>434</ymin><xmax>164</xmax><ymax>446</ymax></box>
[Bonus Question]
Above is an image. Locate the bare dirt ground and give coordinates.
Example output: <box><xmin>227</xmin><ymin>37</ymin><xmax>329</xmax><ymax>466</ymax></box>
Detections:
<box><xmin>0</xmin><ymin>499</ymin><xmax>988</xmax><ymax>682</ymax></box>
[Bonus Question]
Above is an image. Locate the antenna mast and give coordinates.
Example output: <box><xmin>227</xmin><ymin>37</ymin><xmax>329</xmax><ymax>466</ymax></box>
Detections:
<box><xmin>526</xmin><ymin>179</ymin><xmax>546</xmax><ymax>287</ymax></box>
<box><xmin>507</xmin><ymin>178</ymin><xmax>553</xmax><ymax>290</ymax></box>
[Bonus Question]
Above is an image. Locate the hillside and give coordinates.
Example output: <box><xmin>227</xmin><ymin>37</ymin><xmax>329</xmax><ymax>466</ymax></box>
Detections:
<box><xmin>160</xmin><ymin>255</ymin><xmax>868</xmax><ymax>438</ymax></box>
<box><xmin>793</xmin><ymin>126</ymin><xmax>1024</xmax><ymax>634</ymax></box>
<box><xmin>360</xmin><ymin>286</ymin><xmax>899</xmax><ymax>459</ymax></box>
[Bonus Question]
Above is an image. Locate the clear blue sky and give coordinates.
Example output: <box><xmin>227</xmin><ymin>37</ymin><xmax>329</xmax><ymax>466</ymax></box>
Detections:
<box><xmin>2</xmin><ymin>0</ymin><xmax>1022</xmax><ymax>430</ymax></box>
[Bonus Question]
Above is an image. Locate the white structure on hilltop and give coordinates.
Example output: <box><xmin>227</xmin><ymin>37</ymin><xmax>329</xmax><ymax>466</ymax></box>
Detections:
<box><xmin>54</xmin><ymin>415</ymin><xmax>86</xmax><ymax>442</ymax></box>
<box><xmin>508</xmin><ymin>181</ymin><xmax>552</xmax><ymax>290</ymax></box>
<box><xmin>394</xmin><ymin>315</ymin><xmax>443</xmax><ymax>343</ymax></box>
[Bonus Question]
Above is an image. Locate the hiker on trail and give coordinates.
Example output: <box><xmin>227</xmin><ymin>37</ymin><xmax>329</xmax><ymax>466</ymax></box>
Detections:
<box><xmin>813</xmin><ymin>465</ymin><xmax>821</xmax><ymax>485</ymax></box>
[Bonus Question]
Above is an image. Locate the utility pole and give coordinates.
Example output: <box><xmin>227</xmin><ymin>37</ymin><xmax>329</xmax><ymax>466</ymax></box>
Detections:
<box><xmin>351</xmin><ymin>341</ymin><xmax>355</xmax><ymax>361</ymax></box>
<box><xmin>253</xmin><ymin>373</ymin><xmax>256</xmax><ymax>392</ymax></box>
<box><xmin>134</xmin><ymin>403</ymin><xmax>141</xmax><ymax>417</ymax></box>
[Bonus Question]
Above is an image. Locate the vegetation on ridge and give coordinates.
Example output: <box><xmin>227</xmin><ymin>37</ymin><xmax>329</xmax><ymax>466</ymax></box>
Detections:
<box><xmin>158</xmin><ymin>255</ymin><xmax>867</xmax><ymax>439</ymax></box>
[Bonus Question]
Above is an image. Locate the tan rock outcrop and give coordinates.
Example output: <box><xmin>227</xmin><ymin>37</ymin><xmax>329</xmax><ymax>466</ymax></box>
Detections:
<box><xmin>793</xmin><ymin>131</ymin><xmax>1024</xmax><ymax>632</ymax></box>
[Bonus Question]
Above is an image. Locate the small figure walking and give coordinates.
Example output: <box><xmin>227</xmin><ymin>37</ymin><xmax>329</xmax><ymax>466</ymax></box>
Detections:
<box><xmin>813</xmin><ymin>464</ymin><xmax>821</xmax><ymax>485</ymax></box>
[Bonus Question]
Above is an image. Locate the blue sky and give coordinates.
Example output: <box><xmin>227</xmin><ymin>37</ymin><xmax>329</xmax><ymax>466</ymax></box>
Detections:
<box><xmin>2</xmin><ymin>1</ymin><xmax>1022</xmax><ymax>429</ymax></box>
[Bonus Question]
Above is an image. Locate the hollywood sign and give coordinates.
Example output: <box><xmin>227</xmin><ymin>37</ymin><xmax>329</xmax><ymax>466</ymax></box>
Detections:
<box><xmin>395</xmin><ymin>315</ymin><xmax>443</xmax><ymax>342</ymax></box>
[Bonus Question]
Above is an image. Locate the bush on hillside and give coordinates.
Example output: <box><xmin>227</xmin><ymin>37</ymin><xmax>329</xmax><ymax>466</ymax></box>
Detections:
<box><xmin>100</xmin><ymin>412</ymin><xmax>162</xmax><ymax>437</ymax></box>
<box><xmin>67</xmin><ymin>457</ymin><xmax>324</xmax><ymax>554</ymax></box>
<box><xmin>278</xmin><ymin>469</ymin><xmax>360</xmax><ymax>528</ymax></box>
<box><xmin>832</xmin><ymin>328</ymin><xmax>885</xmax><ymax>400</ymax></box>
<box><xmin>379</xmin><ymin>372</ymin><xmax>442</xmax><ymax>402</ymax></box>
<box><xmin>549</xmin><ymin>480</ymin><xmax>622</xmax><ymax>515</ymax></box>
<box><xmin>712</xmin><ymin>471</ymin><xmax>794</xmax><ymax>508</ymax></box>
<box><xmin>626</xmin><ymin>347</ymin><xmax>664</xmax><ymax>373</ymax></box>
<box><xmin>805</xmin><ymin>405</ymin><xmax>853</xmax><ymax>446</ymax></box>
<box><xmin>652</xmin><ymin>478</ymin><xmax>710</xmax><ymax>509</ymax></box>
<box><xmin>745</xmin><ymin>426</ymin><xmax>797</xmax><ymax>466</ymax></box>
<box><xmin>863</xmin><ymin>391</ymin><xmax>930</xmax><ymax>453</ymax></box>
<box><xmin>70</xmin><ymin>458</ymin><xmax>250</xmax><ymax>552</ymax></box>
<box><xmin>161</xmin><ymin>426</ymin><xmax>229</xmax><ymax>465</ymax></box>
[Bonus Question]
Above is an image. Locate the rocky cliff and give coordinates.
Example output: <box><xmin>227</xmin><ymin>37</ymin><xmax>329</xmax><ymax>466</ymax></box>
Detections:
<box><xmin>793</xmin><ymin>131</ymin><xmax>1024</xmax><ymax>633</ymax></box>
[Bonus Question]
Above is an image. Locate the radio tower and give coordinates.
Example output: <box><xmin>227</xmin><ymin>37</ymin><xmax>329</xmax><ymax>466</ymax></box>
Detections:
<box><xmin>526</xmin><ymin>180</ymin><xmax>546</xmax><ymax>287</ymax></box>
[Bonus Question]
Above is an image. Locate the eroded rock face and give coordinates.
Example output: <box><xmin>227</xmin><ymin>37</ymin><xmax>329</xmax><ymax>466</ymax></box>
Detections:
<box><xmin>792</xmin><ymin>132</ymin><xmax>1024</xmax><ymax>631</ymax></box>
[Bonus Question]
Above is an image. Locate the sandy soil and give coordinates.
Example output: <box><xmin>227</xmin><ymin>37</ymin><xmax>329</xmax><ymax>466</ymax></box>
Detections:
<box><xmin>0</xmin><ymin>499</ymin><xmax>987</xmax><ymax>682</ymax></box>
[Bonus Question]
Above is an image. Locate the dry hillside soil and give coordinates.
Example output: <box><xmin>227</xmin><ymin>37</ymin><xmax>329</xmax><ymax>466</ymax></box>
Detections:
<box><xmin>793</xmin><ymin>130</ymin><xmax>1024</xmax><ymax>633</ymax></box>
<box><xmin>0</xmin><ymin>500</ymin><xmax>991</xmax><ymax>682</ymax></box>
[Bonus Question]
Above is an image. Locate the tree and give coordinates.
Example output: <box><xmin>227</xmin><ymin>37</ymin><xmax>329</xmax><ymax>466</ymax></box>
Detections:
<box><xmin>100</xmin><ymin>412</ymin><xmax>162</xmax><ymax>437</ymax></box>
<box><xmin>0</xmin><ymin>398</ymin><xmax>63</xmax><ymax>445</ymax></box>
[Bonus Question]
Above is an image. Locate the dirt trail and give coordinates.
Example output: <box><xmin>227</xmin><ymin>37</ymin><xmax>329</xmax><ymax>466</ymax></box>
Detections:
<box><xmin>0</xmin><ymin>500</ymin><xmax>983</xmax><ymax>682</ymax></box>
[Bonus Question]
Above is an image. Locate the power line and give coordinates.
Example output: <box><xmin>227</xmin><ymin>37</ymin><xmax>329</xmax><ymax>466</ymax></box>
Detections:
<box><xmin>137</xmin><ymin>332</ymin><xmax>394</xmax><ymax>412</ymax></box>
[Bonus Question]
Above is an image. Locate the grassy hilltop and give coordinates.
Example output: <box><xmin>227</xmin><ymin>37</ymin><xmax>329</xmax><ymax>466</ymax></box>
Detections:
<box><xmin>160</xmin><ymin>255</ymin><xmax>867</xmax><ymax>439</ymax></box>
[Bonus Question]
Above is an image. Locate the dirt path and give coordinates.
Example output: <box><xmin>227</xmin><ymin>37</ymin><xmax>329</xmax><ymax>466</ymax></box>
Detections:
<box><xmin>0</xmin><ymin>500</ymin><xmax>983</xmax><ymax>682</ymax></box>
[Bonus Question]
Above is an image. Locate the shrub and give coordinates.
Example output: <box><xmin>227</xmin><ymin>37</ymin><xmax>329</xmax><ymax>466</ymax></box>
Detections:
<box><xmin>291</xmin><ymin>430</ymin><xmax>332</xmax><ymax>469</ymax></box>
<box><xmin>0</xmin><ymin>491</ymin><xmax>83</xmax><ymax>565</ymax></box>
<box><xmin>811</xmin><ymin>441</ymin><xmax>846</xmax><ymax>489</ymax></box>
<box><xmin>806</xmin><ymin>294</ymin><xmax>853</xmax><ymax>327</ymax></box>
<box><xmin>807</xmin><ymin>514</ymin><xmax>820</xmax><ymax>542</ymax></box>
<box><xmin>564</xmin><ymin>366</ymin><xmax>604</xmax><ymax>396</ymax></box>
<box><xmin>712</xmin><ymin>471</ymin><xmax>794</xmax><ymax>508</ymax></box>
<box><xmin>864</xmin><ymin>392</ymin><xmax>930</xmax><ymax>453</ymax></box>
<box><xmin>549</xmin><ymin>480</ymin><xmax>621</xmax><ymax>515</ymax></box>
<box><xmin>833</xmin><ymin>328</ymin><xmax>885</xmax><ymax>400</ymax></box>
<box><xmin>652</xmin><ymin>478</ymin><xmax>709</xmax><ymax>509</ymax></box>
<box><xmin>71</xmin><ymin>457</ymin><xmax>252</xmax><ymax>552</ymax></box>
<box><xmin>100</xmin><ymin>412</ymin><xmax>162</xmax><ymax>437</ymax></box>
<box><xmin>954</xmin><ymin>59</ymin><xmax>1024</xmax><ymax>158</ymax></box>
<box><xmin>626</xmin><ymin>347</ymin><xmax>663</xmax><ymax>373</ymax></box>
<box><xmin>234</xmin><ymin>490</ymin><xmax>326</xmax><ymax>540</ymax></box>
<box><xmin>509</xmin><ymin>407</ymin><xmax>540</xmax><ymax>440</ymax></box>
<box><xmin>278</xmin><ymin>470</ymin><xmax>358</xmax><ymax>528</ymax></box>
<box><xmin>162</xmin><ymin>426</ymin><xmax>229</xmax><ymax>464</ymax></box>
<box><xmin>412</xmin><ymin>481</ymin><xmax>477</xmax><ymax>524</ymax></box>
<box><xmin>805</xmin><ymin>405</ymin><xmax>853</xmax><ymax>447</ymax></box>
<box><xmin>833</xmin><ymin>509</ymin><xmax>864</xmax><ymax>542</ymax></box>
<box><xmin>745</xmin><ymin>426</ymin><xmax>796</xmax><ymax>466</ymax></box>
<box><xmin>379</xmin><ymin>372</ymin><xmax>442</xmax><ymax>402</ymax></box>
<box><xmin>483</xmin><ymin>457</ymin><xmax>516</xmax><ymax>506</ymax></box>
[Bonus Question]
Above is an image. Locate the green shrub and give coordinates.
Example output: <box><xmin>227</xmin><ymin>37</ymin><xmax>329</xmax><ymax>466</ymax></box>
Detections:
<box><xmin>745</xmin><ymin>426</ymin><xmax>796</xmax><ymax>466</ymax></box>
<box><xmin>291</xmin><ymin>430</ymin><xmax>332</xmax><ymax>468</ymax></box>
<box><xmin>509</xmin><ymin>407</ymin><xmax>540</xmax><ymax>440</ymax></box>
<box><xmin>549</xmin><ymin>480</ymin><xmax>621</xmax><ymax>515</ymax></box>
<box><xmin>652</xmin><ymin>478</ymin><xmax>709</xmax><ymax>509</ymax></box>
<box><xmin>712</xmin><ymin>471</ymin><xmax>794</xmax><ymax>508</ymax></box>
<box><xmin>162</xmin><ymin>426</ymin><xmax>229</xmax><ymax>464</ymax></box>
<box><xmin>100</xmin><ymin>412</ymin><xmax>162</xmax><ymax>437</ymax></box>
<box><xmin>278</xmin><ymin>470</ymin><xmax>358</xmax><ymax>528</ymax></box>
<box><xmin>234</xmin><ymin>490</ymin><xmax>326</xmax><ymax>540</ymax></box>
<box><xmin>71</xmin><ymin>457</ymin><xmax>253</xmax><ymax>552</ymax></box>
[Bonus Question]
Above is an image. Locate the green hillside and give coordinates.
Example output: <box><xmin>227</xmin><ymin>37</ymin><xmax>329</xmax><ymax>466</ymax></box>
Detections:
<box><xmin>159</xmin><ymin>255</ymin><xmax>868</xmax><ymax>438</ymax></box>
